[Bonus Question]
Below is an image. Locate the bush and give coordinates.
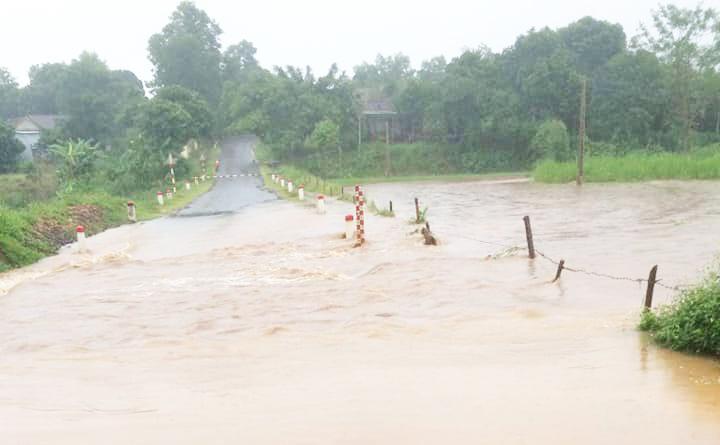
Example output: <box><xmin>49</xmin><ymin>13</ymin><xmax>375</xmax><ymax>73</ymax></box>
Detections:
<box><xmin>530</xmin><ymin>119</ymin><xmax>570</xmax><ymax>162</ymax></box>
<box><xmin>0</xmin><ymin>121</ymin><xmax>25</xmax><ymax>173</ymax></box>
<box><xmin>640</xmin><ymin>270</ymin><xmax>720</xmax><ymax>357</ymax></box>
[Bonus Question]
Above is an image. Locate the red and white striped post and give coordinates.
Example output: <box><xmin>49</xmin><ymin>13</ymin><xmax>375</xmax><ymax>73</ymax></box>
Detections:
<box><xmin>127</xmin><ymin>201</ymin><xmax>137</xmax><ymax>222</ymax></box>
<box><xmin>76</xmin><ymin>225</ymin><xmax>87</xmax><ymax>252</ymax></box>
<box><xmin>317</xmin><ymin>194</ymin><xmax>326</xmax><ymax>214</ymax></box>
<box><xmin>355</xmin><ymin>185</ymin><xmax>365</xmax><ymax>246</ymax></box>
<box><xmin>298</xmin><ymin>184</ymin><xmax>305</xmax><ymax>200</ymax></box>
<box><xmin>156</xmin><ymin>191</ymin><xmax>164</xmax><ymax>206</ymax></box>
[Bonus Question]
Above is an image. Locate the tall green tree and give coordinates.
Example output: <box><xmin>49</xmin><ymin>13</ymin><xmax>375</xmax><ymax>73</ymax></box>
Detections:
<box><xmin>148</xmin><ymin>1</ymin><xmax>223</xmax><ymax>105</ymax></box>
<box><xmin>592</xmin><ymin>50</ymin><xmax>671</xmax><ymax>147</ymax></box>
<box><xmin>154</xmin><ymin>85</ymin><xmax>213</xmax><ymax>138</ymax></box>
<box><xmin>55</xmin><ymin>53</ymin><xmax>145</xmax><ymax>143</ymax></box>
<box><xmin>559</xmin><ymin>17</ymin><xmax>627</xmax><ymax>75</ymax></box>
<box><xmin>0</xmin><ymin>121</ymin><xmax>25</xmax><ymax>173</ymax></box>
<box><xmin>0</xmin><ymin>68</ymin><xmax>20</xmax><ymax>119</ymax></box>
<box><xmin>222</xmin><ymin>40</ymin><xmax>259</xmax><ymax>83</ymax></box>
<box><xmin>634</xmin><ymin>4</ymin><xmax>719</xmax><ymax>149</ymax></box>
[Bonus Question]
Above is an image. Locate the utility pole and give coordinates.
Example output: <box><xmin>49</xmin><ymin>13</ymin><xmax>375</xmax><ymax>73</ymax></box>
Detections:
<box><xmin>577</xmin><ymin>77</ymin><xmax>587</xmax><ymax>186</ymax></box>
<box><xmin>384</xmin><ymin>119</ymin><xmax>391</xmax><ymax>176</ymax></box>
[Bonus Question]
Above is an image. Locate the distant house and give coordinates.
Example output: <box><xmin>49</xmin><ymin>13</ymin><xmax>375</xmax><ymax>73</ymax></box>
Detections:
<box><xmin>10</xmin><ymin>115</ymin><xmax>64</xmax><ymax>161</ymax></box>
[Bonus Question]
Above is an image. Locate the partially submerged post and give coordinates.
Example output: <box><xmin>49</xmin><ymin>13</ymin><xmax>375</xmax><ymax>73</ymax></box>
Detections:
<box><xmin>76</xmin><ymin>225</ymin><xmax>87</xmax><ymax>252</ymax></box>
<box><xmin>523</xmin><ymin>216</ymin><xmax>535</xmax><ymax>259</ymax></box>
<box><xmin>644</xmin><ymin>265</ymin><xmax>658</xmax><ymax>310</ymax></box>
<box><xmin>415</xmin><ymin>198</ymin><xmax>420</xmax><ymax>223</ymax></box>
<box><xmin>127</xmin><ymin>201</ymin><xmax>137</xmax><ymax>223</ymax></box>
<box><xmin>422</xmin><ymin>222</ymin><xmax>437</xmax><ymax>246</ymax></box>
<box><xmin>345</xmin><ymin>214</ymin><xmax>354</xmax><ymax>239</ymax></box>
<box><xmin>552</xmin><ymin>259</ymin><xmax>565</xmax><ymax>282</ymax></box>
<box><xmin>389</xmin><ymin>201</ymin><xmax>393</xmax><ymax>213</ymax></box>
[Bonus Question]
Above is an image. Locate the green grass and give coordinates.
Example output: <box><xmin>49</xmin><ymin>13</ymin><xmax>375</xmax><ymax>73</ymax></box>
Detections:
<box><xmin>0</xmin><ymin>179</ymin><xmax>213</xmax><ymax>271</ymax></box>
<box><xmin>534</xmin><ymin>151</ymin><xmax>720</xmax><ymax>183</ymax></box>
<box><xmin>639</xmin><ymin>269</ymin><xmax>720</xmax><ymax>357</ymax></box>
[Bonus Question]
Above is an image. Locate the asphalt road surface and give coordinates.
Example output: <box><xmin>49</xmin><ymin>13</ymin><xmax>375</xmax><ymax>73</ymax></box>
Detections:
<box><xmin>177</xmin><ymin>135</ymin><xmax>276</xmax><ymax>216</ymax></box>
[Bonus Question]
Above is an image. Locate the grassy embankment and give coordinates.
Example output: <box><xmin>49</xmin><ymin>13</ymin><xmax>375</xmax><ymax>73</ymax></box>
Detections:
<box><xmin>0</xmin><ymin>143</ymin><xmax>219</xmax><ymax>273</ymax></box>
<box><xmin>534</xmin><ymin>146</ymin><xmax>720</xmax><ymax>183</ymax></box>
<box><xmin>0</xmin><ymin>180</ymin><xmax>213</xmax><ymax>273</ymax></box>
<box><xmin>640</xmin><ymin>268</ymin><xmax>720</xmax><ymax>358</ymax></box>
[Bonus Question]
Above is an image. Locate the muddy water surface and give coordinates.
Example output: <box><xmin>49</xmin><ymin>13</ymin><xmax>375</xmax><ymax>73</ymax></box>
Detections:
<box><xmin>1</xmin><ymin>180</ymin><xmax>719</xmax><ymax>444</ymax></box>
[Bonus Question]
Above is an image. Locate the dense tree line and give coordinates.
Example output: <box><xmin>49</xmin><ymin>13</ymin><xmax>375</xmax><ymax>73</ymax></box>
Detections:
<box><xmin>1</xmin><ymin>2</ymin><xmax>720</xmax><ymax>179</ymax></box>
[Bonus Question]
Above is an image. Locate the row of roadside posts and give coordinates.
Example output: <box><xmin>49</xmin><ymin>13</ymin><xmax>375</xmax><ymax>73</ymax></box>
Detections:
<box><xmin>270</xmin><ymin>173</ymin><xmax>366</xmax><ymax>247</ymax></box>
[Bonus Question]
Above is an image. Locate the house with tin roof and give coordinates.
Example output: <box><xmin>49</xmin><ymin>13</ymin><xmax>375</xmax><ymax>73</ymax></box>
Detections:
<box><xmin>10</xmin><ymin>115</ymin><xmax>64</xmax><ymax>161</ymax></box>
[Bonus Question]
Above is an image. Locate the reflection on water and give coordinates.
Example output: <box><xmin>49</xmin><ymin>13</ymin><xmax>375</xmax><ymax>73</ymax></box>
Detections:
<box><xmin>0</xmin><ymin>181</ymin><xmax>718</xmax><ymax>444</ymax></box>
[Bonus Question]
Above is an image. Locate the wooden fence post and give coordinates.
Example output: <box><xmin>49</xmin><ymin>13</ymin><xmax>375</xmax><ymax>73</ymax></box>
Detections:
<box><xmin>644</xmin><ymin>265</ymin><xmax>658</xmax><ymax>310</ymax></box>
<box><xmin>389</xmin><ymin>200</ymin><xmax>393</xmax><ymax>213</ymax></box>
<box><xmin>552</xmin><ymin>259</ymin><xmax>565</xmax><ymax>282</ymax></box>
<box><xmin>415</xmin><ymin>198</ymin><xmax>420</xmax><ymax>223</ymax></box>
<box><xmin>523</xmin><ymin>216</ymin><xmax>536</xmax><ymax>259</ymax></box>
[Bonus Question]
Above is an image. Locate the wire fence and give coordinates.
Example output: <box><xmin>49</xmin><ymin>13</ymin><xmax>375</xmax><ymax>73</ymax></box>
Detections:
<box><xmin>452</xmin><ymin>229</ymin><xmax>690</xmax><ymax>293</ymax></box>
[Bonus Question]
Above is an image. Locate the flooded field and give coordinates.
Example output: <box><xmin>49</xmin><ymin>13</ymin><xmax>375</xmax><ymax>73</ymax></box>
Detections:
<box><xmin>1</xmin><ymin>179</ymin><xmax>719</xmax><ymax>444</ymax></box>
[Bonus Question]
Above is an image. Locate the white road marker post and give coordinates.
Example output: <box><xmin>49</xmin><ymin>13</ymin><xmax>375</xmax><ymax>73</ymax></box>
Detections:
<box><xmin>317</xmin><ymin>195</ymin><xmax>326</xmax><ymax>214</ymax></box>
<box><xmin>345</xmin><ymin>214</ymin><xmax>354</xmax><ymax>239</ymax></box>
<box><xmin>194</xmin><ymin>176</ymin><xmax>199</xmax><ymax>185</ymax></box>
<box><xmin>76</xmin><ymin>225</ymin><xmax>87</xmax><ymax>253</ymax></box>
<box><xmin>157</xmin><ymin>191</ymin><xmax>164</xmax><ymax>206</ymax></box>
<box><xmin>298</xmin><ymin>184</ymin><xmax>305</xmax><ymax>201</ymax></box>
<box><xmin>185</xmin><ymin>180</ymin><xmax>191</xmax><ymax>191</ymax></box>
<box><xmin>166</xmin><ymin>188</ymin><xmax>173</xmax><ymax>200</ymax></box>
<box><xmin>288</xmin><ymin>180</ymin><xmax>294</xmax><ymax>194</ymax></box>
<box><xmin>280</xmin><ymin>177</ymin><xmax>286</xmax><ymax>188</ymax></box>
<box><xmin>127</xmin><ymin>201</ymin><xmax>137</xmax><ymax>223</ymax></box>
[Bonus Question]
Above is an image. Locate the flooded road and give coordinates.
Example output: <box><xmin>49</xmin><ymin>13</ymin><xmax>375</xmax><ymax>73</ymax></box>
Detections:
<box><xmin>1</xmin><ymin>156</ymin><xmax>719</xmax><ymax>442</ymax></box>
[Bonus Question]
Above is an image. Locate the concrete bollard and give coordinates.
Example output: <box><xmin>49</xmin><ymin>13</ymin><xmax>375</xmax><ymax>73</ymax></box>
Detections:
<box><xmin>288</xmin><ymin>180</ymin><xmax>294</xmax><ymax>194</ymax></box>
<box><xmin>298</xmin><ymin>185</ymin><xmax>305</xmax><ymax>201</ymax></box>
<box><xmin>76</xmin><ymin>225</ymin><xmax>87</xmax><ymax>252</ymax></box>
<box><xmin>157</xmin><ymin>191</ymin><xmax>164</xmax><ymax>206</ymax></box>
<box><xmin>194</xmin><ymin>176</ymin><xmax>199</xmax><ymax>185</ymax></box>
<box><xmin>280</xmin><ymin>177</ymin><xmax>286</xmax><ymax>188</ymax></box>
<box><xmin>345</xmin><ymin>214</ymin><xmax>355</xmax><ymax>239</ymax></box>
<box><xmin>166</xmin><ymin>189</ymin><xmax>173</xmax><ymax>200</ymax></box>
<box><xmin>127</xmin><ymin>201</ymin><xmax>137</xmax><ymax>223</ymax></box>
<box><xmin>185</xmin><ymin>180</ymin><xmax>191</xmax><ymax>191</ymax></box>
<box><xmin>317</xmin><ymin>195</ymin><xmax>326</xmax><ymax>214</ymax></box>
<box><xmin>201</xmin><ymin>175</ymin><xmax>206</xmax><ymax>182</ymax></box>
<box><xmin>271</xmin><ymin>173</ymin><xmax>276</xmax><ymax>182</ymax></box>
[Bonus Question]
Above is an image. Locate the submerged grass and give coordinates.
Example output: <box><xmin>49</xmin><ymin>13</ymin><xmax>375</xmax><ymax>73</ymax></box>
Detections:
<box><xmin>639</xmin><ymin>268</ymin><xmax>720</xmax><ymax>357</ymax></box>
<box><xmin>534</xmin><ymin>151</ymin><xmax>720</xmax><ymax>183</ymax></box>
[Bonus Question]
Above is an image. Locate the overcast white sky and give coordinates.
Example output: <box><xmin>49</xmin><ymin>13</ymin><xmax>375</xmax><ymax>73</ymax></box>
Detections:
<box><xmin>0</xmin><ymin>0</ymin><xmax>704</xmax><ymax>86</ymax></box>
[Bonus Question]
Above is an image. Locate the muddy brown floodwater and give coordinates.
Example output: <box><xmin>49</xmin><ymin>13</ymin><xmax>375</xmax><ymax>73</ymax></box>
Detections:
<box><xmin>1</xmin><ymin>179</ymin><xmax>719</xmax><ymax>444</ymax></box>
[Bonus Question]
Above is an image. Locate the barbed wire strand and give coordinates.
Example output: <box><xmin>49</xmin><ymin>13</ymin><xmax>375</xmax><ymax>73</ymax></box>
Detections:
<box><xmin>450</xmin><ymin>233</ymin><xmax>689</xmax><ymax>292</ymax></box>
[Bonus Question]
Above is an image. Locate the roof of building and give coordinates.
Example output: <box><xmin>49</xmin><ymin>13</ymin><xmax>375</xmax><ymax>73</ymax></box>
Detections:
<box><xmin>362</xmin><ymin>98</ymin><xmax>397</xmax><ymax>116</ymax></box>
<box><xmin>11</xmin><ymin>115</ymin><xmax>64</xmax><ymax>132</ymax></box>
